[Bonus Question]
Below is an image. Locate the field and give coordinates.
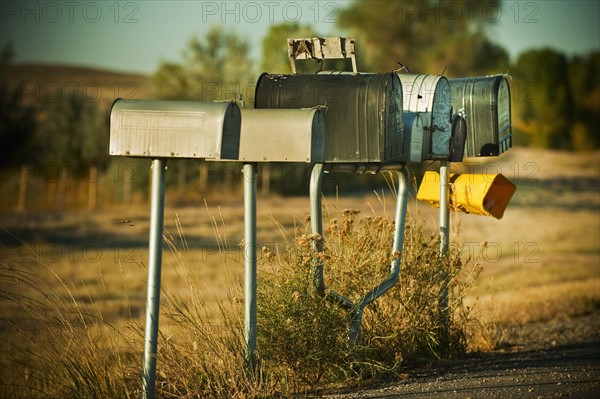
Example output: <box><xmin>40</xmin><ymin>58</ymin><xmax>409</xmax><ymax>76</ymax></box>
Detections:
<box><xmin>1</xmin><ymin>147</ymin><xmax>599</xmax><ymax>397</ymax></box>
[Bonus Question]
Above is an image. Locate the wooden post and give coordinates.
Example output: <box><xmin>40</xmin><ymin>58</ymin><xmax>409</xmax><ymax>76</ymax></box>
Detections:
<box><xmin>17</xmin><ymin>165</ymin><xmax>28</xmax><ymax>212</ymax></box>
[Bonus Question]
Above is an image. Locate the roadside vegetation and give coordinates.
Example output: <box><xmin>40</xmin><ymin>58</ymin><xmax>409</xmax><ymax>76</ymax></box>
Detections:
<box><xmin>1</xmin><ymin>196</ymin><xmax>485</xmax><ymax>398</ymax></box>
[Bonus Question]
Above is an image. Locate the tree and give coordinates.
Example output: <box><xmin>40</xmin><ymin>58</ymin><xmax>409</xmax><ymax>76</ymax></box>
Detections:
<box><xmin>0</xmin><ymin>42</ymin><xmax>38</xmax><ymax>168</ymax></box>
<box><xmin>337</xmin><ymin>0</ymin><xmax>508</xmax><ymax>76</ymax></box>
<box><xmin>567</xmin><ymin>51</ymin><xmax>600</xmax><ymax>150</ymax></box>
<box><xmin>152</xmin><ymin>26</ymin><xmax>255</xmax><ymax>102</ymax></box>
<box><xmin>511</xmin><ymin>48</ymin><xmax>572</xmax><ymax>149</ymax></box>
<box><xmin>151</xmin><ymin>27</ymin><xmax>255</xmax><ymax>197</ymax></box>
<box><xmin>0</xmin><ymin>42</ymin><xmax>39</xmax><ymax>210</ymax></box>
<box><xmin>42</xmin><ymin>92</ymin><xmax>107</xmax><ymax>210</ymax></box>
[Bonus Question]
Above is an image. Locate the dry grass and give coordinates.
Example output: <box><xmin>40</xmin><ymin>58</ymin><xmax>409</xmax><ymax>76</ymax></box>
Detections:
<box><xmin>1</xmin><ymin>148</ymin><xmax>599</xmax><ymax>397</ymax></box>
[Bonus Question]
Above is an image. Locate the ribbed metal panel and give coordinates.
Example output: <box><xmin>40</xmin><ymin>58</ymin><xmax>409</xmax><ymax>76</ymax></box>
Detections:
<box><xmin>255</xmin><ymin>73</ymin><xmax>404</xmax><ymax>163</ymax></box>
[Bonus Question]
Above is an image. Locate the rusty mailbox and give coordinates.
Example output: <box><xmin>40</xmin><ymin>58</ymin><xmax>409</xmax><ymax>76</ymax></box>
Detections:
<box><xmin>449</xmin><ymin>75</ymin><xmax>512</xmax><ymax>157</ymax></box>
<box><xmin>109</xmin><ymin>99</ymin><xmax>241</xmax><ymax>159</ymax></box>
<box><xmin>254</xmin><ymin>72</ymin><xmax>404</xmax><ymax>164</ymax></box>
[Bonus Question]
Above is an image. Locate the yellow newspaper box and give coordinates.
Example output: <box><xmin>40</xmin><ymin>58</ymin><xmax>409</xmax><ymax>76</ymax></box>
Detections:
<box><xmin>417</xmin><ymin>171</ymin><xmax>516</xmax><ymax>219</ymax></box>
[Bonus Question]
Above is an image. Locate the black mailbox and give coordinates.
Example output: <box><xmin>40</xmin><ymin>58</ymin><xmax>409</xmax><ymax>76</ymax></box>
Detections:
<box><xmin>255</xmin><ymin>73</ymin><xmax>404</xmax><ymax>164</ymax></box>
<box><xmin>449</xmin><ymin>75</ymin><xmax>512</xmax><ymax>157</ymax></box>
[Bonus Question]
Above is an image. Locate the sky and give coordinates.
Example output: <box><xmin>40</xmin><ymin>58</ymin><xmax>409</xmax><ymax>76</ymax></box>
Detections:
<box><xmin>0</xmin><ymin>0</ymin><xmax>599</xmax><ymax>75</ymax></box>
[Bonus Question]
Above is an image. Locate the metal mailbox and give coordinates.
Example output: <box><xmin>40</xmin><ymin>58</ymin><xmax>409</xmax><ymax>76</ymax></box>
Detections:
<box><xmin>238</xmin><ymin>108</ymin><xmax>326</xmax><ymax>162</ymax></box>
<box><xmin>254</xmin><ymin>72</ymin><xmax>404</xmax><ymax>164</ymax></box>
<box><xmin>109</xmin><ymin>99</ymin><xmax>241</xmax><ymax>159</ymax></box>
<box><xmin>449</xmin><ymin>75</ymin><xmax>512</xmax><ymax>157</ymax></box>
<box><xmin>398</xmin><ymin>74</ymin><xmax>453</xmax><ymax>160</ymax></box>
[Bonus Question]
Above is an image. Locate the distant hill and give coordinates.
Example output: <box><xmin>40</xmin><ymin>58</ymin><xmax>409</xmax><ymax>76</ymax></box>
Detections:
<box><xmin>4</xmin><ymin>63</ymin><xmax>152</xmax><ymax>108</ymax></box>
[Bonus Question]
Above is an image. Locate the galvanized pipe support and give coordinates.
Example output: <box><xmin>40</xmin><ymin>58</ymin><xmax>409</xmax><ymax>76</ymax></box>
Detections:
<box><xmin>439</xmin><ymin>162</ymin><xmax>450</xmax><ymax>328</ymax></box>
<box><xmin>310</xmin><ymin>163</ymin><xmax>410</xmax><ymax>343</ymax></box>
<box><xmin>142</xmin><ymin>159</ymin><xmax>167</xmax><ymax>399</ymax></box>
<box><xmin>243</xmin><ymin>163</ymin><xmax>258</xmax><ymax>367</ymax></box>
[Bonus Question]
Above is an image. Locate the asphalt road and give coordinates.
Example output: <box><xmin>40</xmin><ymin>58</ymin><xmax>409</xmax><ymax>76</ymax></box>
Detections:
<box><xmin>324</xmin><ymin>311</ymin><xmax>600</xmax><ymax>398</ymax></box>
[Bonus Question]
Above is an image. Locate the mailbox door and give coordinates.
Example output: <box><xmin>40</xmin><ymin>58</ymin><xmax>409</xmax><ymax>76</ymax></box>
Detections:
<box><xmin>402</xmin><ymin>112</ymin><xmax>426</xmax><ymax>163</ymax></box>
<box><xmin>398</xmin><ymin>74</ymin><xmax>453</xmax><ymax>159</ymax></box>
<box><xmin>255</xmin><ymin>73</ymin><xmax>404</xmax><ymax>163</ymax></box>
<box><xmin>449</xmin><ymin>76</ymin><xmax>512</xmax><ymax>157</ymax></box>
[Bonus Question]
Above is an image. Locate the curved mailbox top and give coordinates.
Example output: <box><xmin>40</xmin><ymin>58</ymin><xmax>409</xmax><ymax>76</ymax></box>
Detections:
<box><xmin>109</xmin><ymin>99</ymin><xmax>241</xmax><ymax>159</ymax></box>
<box><xmin>255</xmin><ymin>72</ymin><xmax>403</xmax><ymax>164</ymax></box>
<box><xmin>449</xmin><ymin>75</ymin><xmax>511</xmax><ymax>157</ymax></box>
<box><xmin>397</xmin><ymin>74</ymin><xmax>453</xmax><ymax>159</ymax></box>
<box><xmin>239</xmin><ymin>108</ymin><xmax>325</xmax><ymax>163</ymax></box>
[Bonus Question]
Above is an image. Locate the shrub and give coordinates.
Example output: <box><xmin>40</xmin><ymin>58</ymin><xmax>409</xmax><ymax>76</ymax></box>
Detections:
<box><xmin>257</xmin><ymin>204</ymin><xmax>480</xmax><ymax>389</ymax></box>
<box><xmin>1</xmin><ymin>204</ymin><xmax>480</xmax><ymax>397</ymax></box>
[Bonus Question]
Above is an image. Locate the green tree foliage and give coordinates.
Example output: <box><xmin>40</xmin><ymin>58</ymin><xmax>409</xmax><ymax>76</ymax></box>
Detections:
<box><xmin>151</xmin><ymin>27</ymin><xmax>256</xmax><ymax>195</ymax></box>
<box><xmin>566</xmin><ymin>51</ymin><xmax>600</xmax><ymax>151</ymax></box>
<box><xmin>0</xmin><ymin>42</ymin><xmax>38</xmax><ymax>167</ymax></box>
<box><xmin>337</xmin><ymin>0</ymin><xmax>509</xmax><ymax>76</ymax></box>
<box><xmin>511</xmin><ymin>48</ymin><xmax>600</xmax><ymax>151</ymax></box>
<box><xmin>42</xmin><ymin>92</ymin><xmax>107</xmax><ymax>169</ymax></box>
<box><xmin>152</xmin><ymin>26</ymin><xmax>254</xmax><ymax>102</ymax></box>
<box><xmin>511</xmin><ymin>48</ymin><xmax>571</xmax><ymax>149</ymax></box>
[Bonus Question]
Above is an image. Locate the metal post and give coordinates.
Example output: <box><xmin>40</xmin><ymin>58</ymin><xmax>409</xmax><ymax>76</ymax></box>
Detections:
<box><xmin>310</xmin><ymin>164</ymin><xmax>410</xmax><ymax>344</ymax></box>
<box><xmin>439</xmin><ymin>161</ymin><xmax>450</xmax><ymax>327</ymax></box>
<box><xmin>350</xmin><ymin>167</ymin><xmax>410</xmax><ymax>343</ymax></box>
<box><xmin>243</xmin><ymin>163</ymin><xmax>257</xmax><ymax>367</ymax></box>
<box><xmin>142</xmin><ymin>159</ymin><xmax>167</xmax><ymax>399</ymax></box>
<box><xmin>310</xmin><ymin>164</ymin><xmax>354</xmax><ymax>311</ymax></box>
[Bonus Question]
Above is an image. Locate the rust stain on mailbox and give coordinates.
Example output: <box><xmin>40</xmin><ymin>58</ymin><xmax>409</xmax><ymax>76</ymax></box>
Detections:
<box><xmin>255</xmin><ymin>73</ymin><xmax>404</xmax><ymax>163</ymax></box>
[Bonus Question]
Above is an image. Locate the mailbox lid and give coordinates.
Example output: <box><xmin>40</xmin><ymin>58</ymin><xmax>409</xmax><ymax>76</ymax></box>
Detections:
<box><xmin>398</xmin><ymin>74</ymin><xmax>453</xmax><ymax>159</ymax></box>
<box><xmin>109</xmin><ymin>100</ymin><xmax>241</xmax><ymax>159</ymax></box>
<box><xmin>255</xmin><ymin>73</ymin><xmax>404</xmax><ymax>163</ymax></box>
<box><xmin>238</xmin><ymin>108</ymin><xmax>325</xmax><ymax>162</ymax></box>
<box><xmin>449</xmin><ymin>75</ymin><xmax>512</xmax><ymax>157</ymax></box>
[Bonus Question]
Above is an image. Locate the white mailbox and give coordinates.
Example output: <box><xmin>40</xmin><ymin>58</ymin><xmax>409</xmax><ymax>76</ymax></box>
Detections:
<box><xmin>398</xmin><ymin>74</ymin><xmax>453</xmax><ymax>160</ymax></box>
<box><xmin>109</xmin><ymin>99</ymin><xmax>241</xmax><ymax>159</ymax></box>
<box><xmin>238</xmin><ymin>108</ymin><xmax>325</xmax><ymax>163</ymax></box>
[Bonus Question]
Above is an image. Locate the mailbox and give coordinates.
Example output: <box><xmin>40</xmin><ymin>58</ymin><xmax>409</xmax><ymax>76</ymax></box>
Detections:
<box><xmin>255</xmin><ymin>72</ymin><xmax>404</xmax><ymax>164</ymax></box>
<box><xmin>417</xmin><ymin>171</ymin><xmax>516</xmax><ymax>219</ymax></box>
<box><xmin>449</xmin><ymin>75</ymin><xmax>511</xmax><ymax>157</ymax></box>
<box><xmin>398</xmin><ymin>74</ymin><xmax>453</xmax><ymax>160</ymax></box>
<box><xmin>238</xmin><ymin>108</ymin><xmax>325</xmax><ymax>162</ymax></box>
<box><xmin>109</xmin><ymin>99</ymin><xmax>241</xmax><ymax>159</ymax></box>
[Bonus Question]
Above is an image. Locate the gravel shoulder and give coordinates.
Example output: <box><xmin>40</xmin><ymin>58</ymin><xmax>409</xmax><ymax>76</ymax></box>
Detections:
<box><xmin>324</xmin><ymin>311</ymin><xmax>600</xmax><ymax>398</ymax></box>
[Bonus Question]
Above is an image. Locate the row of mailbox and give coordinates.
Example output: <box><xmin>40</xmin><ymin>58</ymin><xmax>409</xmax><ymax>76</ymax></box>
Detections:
<box><xmin>110</xmin><ymin>73</ymin><xmax>511</xmax><ymax>164</ymax></box>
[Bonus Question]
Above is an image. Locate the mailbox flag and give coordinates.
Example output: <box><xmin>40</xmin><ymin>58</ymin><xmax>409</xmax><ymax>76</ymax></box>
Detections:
<box><xmin>417</xmin><ymin>171</ymin><xmax>517</xmax><ymax>219</ymax></box>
